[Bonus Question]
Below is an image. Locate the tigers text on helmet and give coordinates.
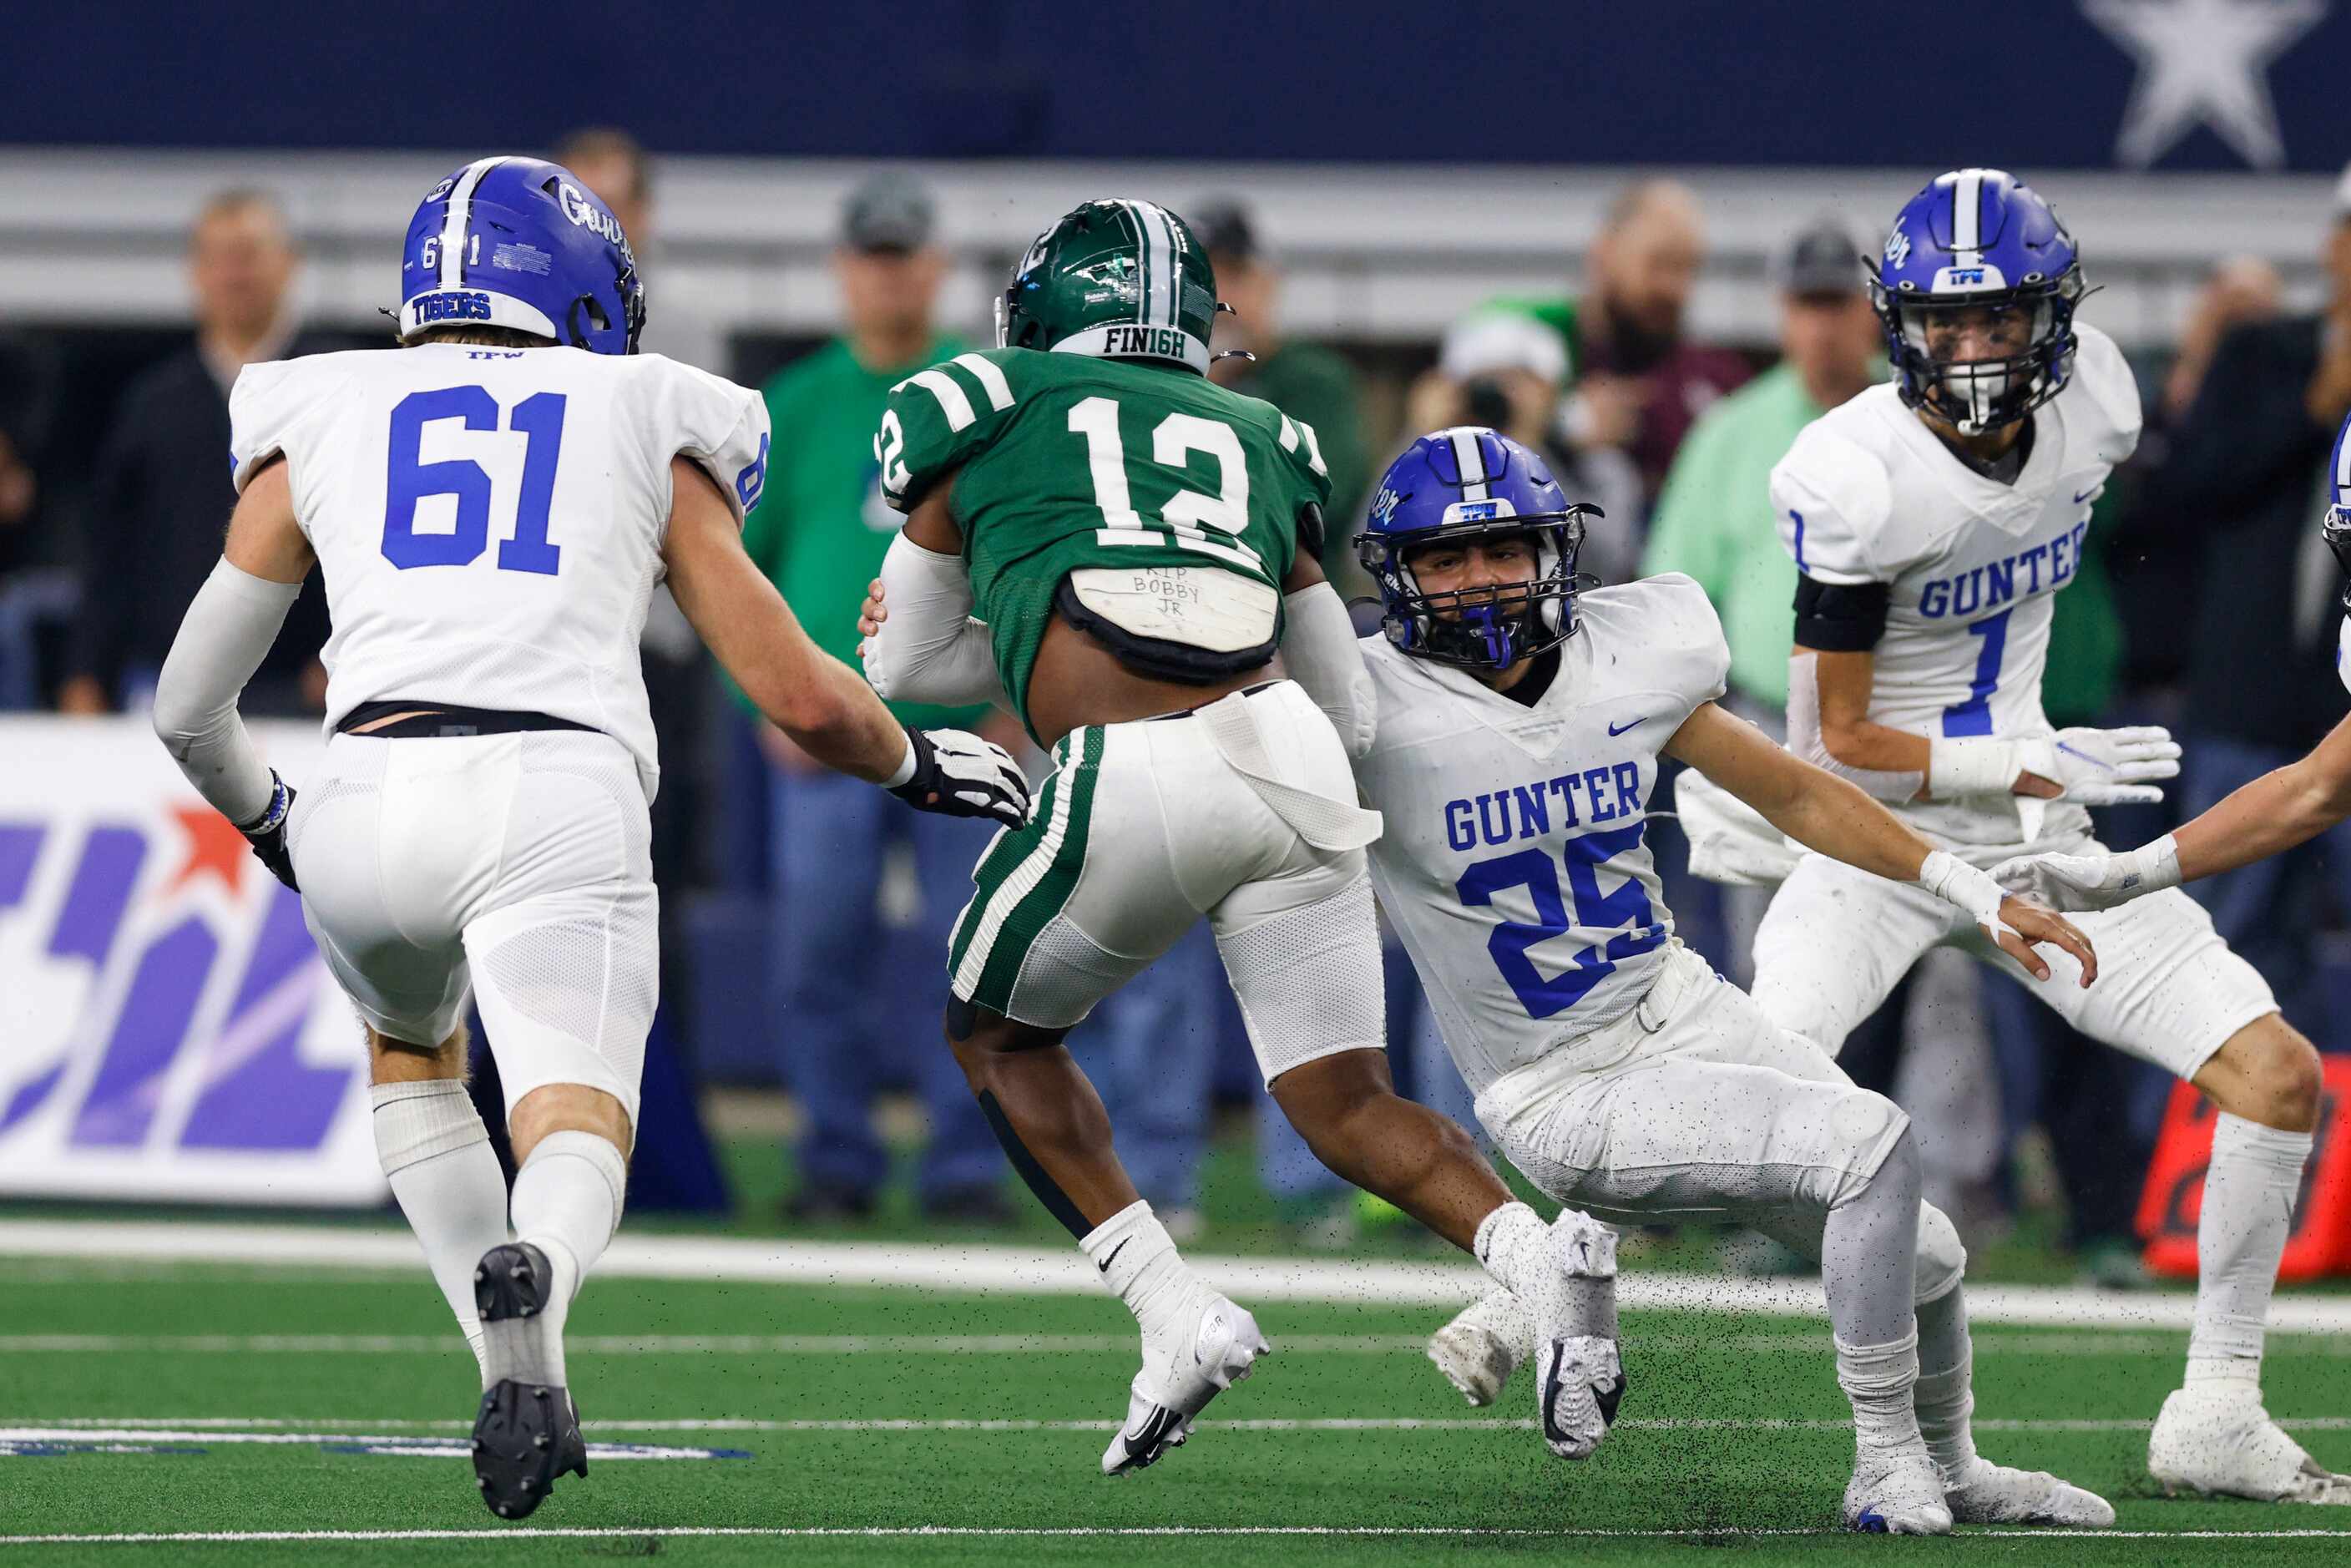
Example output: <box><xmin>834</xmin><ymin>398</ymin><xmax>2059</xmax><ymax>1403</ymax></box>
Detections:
<box><xmin>2324</xmin><ymin>411</ymin><xmax>2351</xmax><ymax>609</ymax></box>
<box><xmin>398</xmin><ymin>157</ymin><xmax>646</xmax><ymax>355</ymax></box>
<box><xmin>1356</xmin><ymin>427</ymin><xmax>1598</xmax><ymax>670</ymax></box>
<box><xmin>997</xmin><ymin>199</ymin><xmax>1218</xmax><ymax>375</ymax></box>
<box><xmin>1873</xmin><ymin>168</ymin><xmax>2084</xmax><ymax>437</ymax></box>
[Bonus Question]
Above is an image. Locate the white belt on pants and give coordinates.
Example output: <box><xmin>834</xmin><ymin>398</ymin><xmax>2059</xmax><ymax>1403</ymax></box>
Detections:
<box><xmin>1196</xmin><ymin>685</ymin><xmax>1383</xmax><ymax>852</ymax></box>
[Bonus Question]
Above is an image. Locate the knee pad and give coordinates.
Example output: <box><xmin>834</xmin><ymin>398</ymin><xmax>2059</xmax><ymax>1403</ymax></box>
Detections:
<box><xmin>1817</xmin><ymin>1090</ymin><xmax>1910</xmax><ymax>1208</ymax></box>
<box><xmin>1914</xmin><ymin>1200</ymin><xmax>1967</xmax><ymax>1307</ymax></box>
<box><xmin>1219</xmin><ymin>874</ymin><xmax>1383</xmax><ymax>1085</ymax></box>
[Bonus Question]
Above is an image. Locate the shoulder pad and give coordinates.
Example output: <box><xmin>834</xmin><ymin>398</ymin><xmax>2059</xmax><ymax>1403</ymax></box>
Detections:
<box><xmin>635</xmin><ymin>357</ymin><xmax>771</xmax><ymax>525</ymax></box>
<box><xmin>228</xmin><ymin>356</ymin><xmax>345</xmax><ymax>495</ymax></box>
<box><xmin>878</xmin><ymin>350</ymin><xmax>1024</xmax><ymax>512</ymax></box>
<box><xmin>1601</xmin><ymin>573</ymin><xmax>1731</xmax><ymax>706</ymax></box>
<box><xmin>1770</xmin><ymin>422</ymin><xmax>1893</xmax><ymax>585</ymax></box>
<box><xmin>2065</xmin><ymin>321</ymin><xmax>2144</xmax><ymax>466</ymax></box>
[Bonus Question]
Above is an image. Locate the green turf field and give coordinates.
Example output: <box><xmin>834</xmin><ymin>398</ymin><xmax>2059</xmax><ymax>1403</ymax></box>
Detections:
<box><xmin>4</xmin><ymin>1248</ymin><xmax>2350</xmax><ymax>1565</ymax></box>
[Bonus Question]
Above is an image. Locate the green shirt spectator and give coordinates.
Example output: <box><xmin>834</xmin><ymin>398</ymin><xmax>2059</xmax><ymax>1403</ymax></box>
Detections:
<box><xmin>741</xmin><ymin>334</ymin><xmax>986</xmax><ymax>731</ymax></box>
<box><xmin>1642</xmin><ymin>362</ymin><xmax>1818</xmax><ymax>708</ymax></box>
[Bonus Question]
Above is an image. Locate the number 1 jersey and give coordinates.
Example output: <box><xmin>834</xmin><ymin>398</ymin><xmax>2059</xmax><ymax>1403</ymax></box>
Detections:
<box><xmin>1355</xmin><ymin>574</ymin><xmax>1731</xmax><ymax>1095</ymax></box>
<box><xmin>229</xmin><ymin>343</ymin><xmax>771</xmax><ymax>800</ymax></box>
<box><xmin>1767</xmin><ymin>321</ymin><xmax>2141</xmax><ymax>850</ymax></box>
<box><xmin>877</xmin><ymin>348</ymin><xmax>1327</xmax><ymax>739</ymax></box>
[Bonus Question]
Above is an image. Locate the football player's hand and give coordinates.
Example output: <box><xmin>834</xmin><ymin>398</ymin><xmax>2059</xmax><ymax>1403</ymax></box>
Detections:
<box><xmin>890</xmin><ymin>726</ymin><xmax>1031</xmax><ymax>828</ymax></box>
<box><xmin>2020</xmin><ymin>725</ymin><xmax>2181</xmax><ymax>806</ymax></box>
<box><xmin>1989</xmin><ymin>894</ymin><xmax>2096</xmax><ymax>987</ymax></box>
<box><xmin>1990</xmin><ymin>837</ymin><xmax>2180</xmax><ymax>915</ymax></box>
<box><xmin>235</xmin><ymin>771</ymin><xmax>299</xmax><ymax>893</ymax></box>
<box><xmin>857</xmin><ymin>576</ymin><xmax>887</xmax><ymax>653</ymax></box>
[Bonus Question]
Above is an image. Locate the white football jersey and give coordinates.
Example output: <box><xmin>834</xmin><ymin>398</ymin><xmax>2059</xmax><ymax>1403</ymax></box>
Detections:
<box><xmin>230</xmin><ymin>343</ymin><xmax>771</xmax><ymax>800</ymax></box>
<box><xmin>1356</xmin><ymin>575</ymin><xmax>1730</xmax><ymax>1094</ymax></box>
<box><xmin>1769</xmin><ymin>321</ymin><xmax>2141</xmax><ymax>850</ymax></box>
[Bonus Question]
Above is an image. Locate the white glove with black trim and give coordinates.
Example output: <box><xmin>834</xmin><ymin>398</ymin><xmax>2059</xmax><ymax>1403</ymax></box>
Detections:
<box><xmin>888</xmin><ymin>726</ymin><xmax>1032</xmax><ymax>828</ymax></box>
<box><xmin>1990</xmin><ymin>834</ymin><xmax>2182</xmax><ymax>914</ymax></box>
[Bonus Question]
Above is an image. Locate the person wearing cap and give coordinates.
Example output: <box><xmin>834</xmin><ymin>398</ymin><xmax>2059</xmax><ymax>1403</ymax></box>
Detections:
<box><xmin>741</xmin><ymin>171</ymin><xmax>1011</xmax><ymax>1225</ymax></box>
<box><xmin>1642</xmin><ymin>218</ymin><xmax>1883</xmax><ymax>722</ymax></box>
<box><xmin>1194</xmin><ymin>199</ymin><xmax>1372</xmax><ymax>546</ymax></box>
<box><xmin>2120</xmin><ymin>163</ymin><xmax>2351</xmax><ymax>997</ymax></box>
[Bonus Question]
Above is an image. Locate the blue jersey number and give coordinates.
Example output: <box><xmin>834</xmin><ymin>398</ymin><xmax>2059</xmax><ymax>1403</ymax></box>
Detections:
<box><xmin>382</xmin><ymin>386</ymin><xmax>569</xmax><ymax>574</ymax></box>
<box><xmin>1940</xmin><ymin>607</ymin><xmax>2013</xmax><ymax>737</ymax></box>
<box><xmin>1455</xmin><ymin>821</ymin><xmax>1666</xmax><ymax>1019</ymax></box>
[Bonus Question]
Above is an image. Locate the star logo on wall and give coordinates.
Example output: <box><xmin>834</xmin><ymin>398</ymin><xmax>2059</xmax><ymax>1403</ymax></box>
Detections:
<box><xmin>2083</xmin><ymin>0</ymin><xmax>2326</xmax><ymax>169</ymax></box>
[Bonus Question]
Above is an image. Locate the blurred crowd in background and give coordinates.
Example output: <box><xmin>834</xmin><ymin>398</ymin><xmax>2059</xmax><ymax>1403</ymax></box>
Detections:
<box><xmin>8</xmin><ymin>130</ymin><xmax>2351</xmax><ymax>1272</ymax></box>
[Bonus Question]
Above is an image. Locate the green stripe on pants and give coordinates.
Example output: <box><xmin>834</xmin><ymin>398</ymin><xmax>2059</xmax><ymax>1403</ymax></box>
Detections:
<box><xmin>963</xmin><ymin>726</ymin><xmax>1104</xmax><ymax>1015</ymax></box>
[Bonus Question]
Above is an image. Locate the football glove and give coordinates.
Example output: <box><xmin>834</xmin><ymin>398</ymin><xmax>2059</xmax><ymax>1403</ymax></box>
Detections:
<box><xmin>1991</xmin><ymin>834</ymin><xmax>2182</xmax><ymax>914</ymax></box>
<box><xmin>235</xmin><ymin>771</ymin><xmax>299</xmax><ymax>892</ymax></box>
<box><xmin>889</xmin><ymin>726</ymin><xmax>1031</xmax><ymax>829</ymax></box>
<box><xmin>1929</xmin><ymin>725</ymin><xmax>2179</xmax><ymax>805</ymax></box>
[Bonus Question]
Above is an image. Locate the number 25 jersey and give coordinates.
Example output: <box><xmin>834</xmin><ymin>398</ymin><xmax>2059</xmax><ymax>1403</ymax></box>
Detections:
<box><xmin>1356</xmin><ymin>574</ymin><xmax>1731</xmax><ymax>1095</ymax></box>
<box><xmin>877</xmin><ymin>348</ymin><xmax>1328</xmax><ymax>739</ymax></box>
<box><xmin>1767</xmin><ymin>321</ymin><xmax>2141</xmax><ymax>850</ymax></box>
<box><xmin>229</xmin><ymin>343</ymin><xmax>771</xmax><ymax>800</ymax></box>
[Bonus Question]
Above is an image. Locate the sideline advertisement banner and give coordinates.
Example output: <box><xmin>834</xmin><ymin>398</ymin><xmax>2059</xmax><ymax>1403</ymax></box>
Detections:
<box><xmin>0</xmin><ymin>716</ymin><xmax>387</xmax><ymax>1206</ymax></box>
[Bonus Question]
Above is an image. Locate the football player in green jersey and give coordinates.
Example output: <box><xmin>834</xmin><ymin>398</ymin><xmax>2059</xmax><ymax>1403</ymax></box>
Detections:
<box><xmin>861</xmin><ymin>200</ymin><xmax>1619</xmax><ymax>1476</ymax></box>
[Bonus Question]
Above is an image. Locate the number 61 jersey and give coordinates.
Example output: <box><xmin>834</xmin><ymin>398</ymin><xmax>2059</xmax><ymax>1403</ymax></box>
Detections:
<box><xmin>878</xmin><ymin>347</ymin><xmax>1329</xmax><ymax>741</ymax></box>
<box><xmin>229</xmin><ymin>343</ymin><xmax>771</xmax><ymax>801</ymax></box>
<box><xmin>1356</xmin><ymin>574</ymin><xmax>1730</xmax><ymax>1096</ymax></box>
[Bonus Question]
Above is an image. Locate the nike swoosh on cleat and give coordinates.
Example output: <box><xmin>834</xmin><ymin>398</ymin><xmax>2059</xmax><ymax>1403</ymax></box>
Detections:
<box><xmin>1116</xmin><ymin>1404</ymin><xmax>1181</xmax><ymax>1468</ymax></box>
<box><xmin>1606</xmin><ymin>716</ymin><xmax>1647</xmax><ymax>736</ymax></box>
<box><xmin>1098</xmin><ymin>1238</ymin><xmax>1129</xmax><ymax>1274</ymax></box>
<box><xmin>1540</xmin><ymin>1349</ymin><xmax>1577</xmax><ymax>1448</ymax></box>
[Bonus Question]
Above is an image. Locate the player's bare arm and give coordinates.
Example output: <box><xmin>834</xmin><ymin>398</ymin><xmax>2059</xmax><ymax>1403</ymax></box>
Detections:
<box><xmin>1666</xmin><ymin>699</ymin><xmax>2093</xmax><ymax>984</ymax></box>
<box><xmin>665</xmin><ymin>457</ymin><xmax>1027</xmax><ymax>823</ymax></box>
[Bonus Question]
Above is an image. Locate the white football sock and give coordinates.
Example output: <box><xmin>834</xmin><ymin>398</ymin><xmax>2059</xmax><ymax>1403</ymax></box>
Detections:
<box><xmin>1083</xmin><ymin>1200</ymin><xmax>1200</xmax><ymax>1342</ymax></box>
<box><xmin>505</xmin><ymin>1129</ymin><xmax>628</xmax><ymax>1389</ymax></box>
<box><xmin>1838</xmin><ymin>1329</ymin><xmax>1925</xmax><ymax>1454</ymax></box>
<box><xmin>1471</xmin><ymin>1201</ymin><xmax>1550</xmax><ymax>1297</ymax></box>
<box><xmin>2187</xmin><ymin>1113</ymin><xmax>2312</xmax><ymax>1388</ymax></box>
<box><xmin>1914</xmin><ymin>1284</ymin><xmax>1979</xmax><ymax>1478</ymax></box>
<box><xmin>372</xmin><ymin>1080</ymin><xmax>506</xmax><ymax>1378</ymax></box>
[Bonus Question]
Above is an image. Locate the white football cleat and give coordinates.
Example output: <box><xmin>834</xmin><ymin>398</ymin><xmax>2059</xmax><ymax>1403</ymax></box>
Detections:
<box><xmin>1534</xmin><ymin>1333</ymin><xmax>1625</xmax><ymax>1459</ymax></box>
<box><xmin>2149</xmin><ymin>1384</ymin><xmax>2351</xmax><ymax>1505</ymax></box>
<box><xmin>1943</xmin><ymin>1456</ymin><xmax>2115</xmax><ymax>1527</ymax></box>
<box><xmin>1100</xmin><ymin>1290</ymin><xmax>1270</xmax><ymax>1477</ymax></box>
<box><xmin>1428</xmin><ymin>1287</ymin><xmax>1536</xmax><ymax>1408</ymax></box>
<box><xmin>1845</xmin><ymin>1443</ymin><xmax>1954</xmax><ymax>1535</ymax></box>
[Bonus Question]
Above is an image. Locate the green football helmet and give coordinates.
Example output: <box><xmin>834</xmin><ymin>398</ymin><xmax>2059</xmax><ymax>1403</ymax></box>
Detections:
<box><xmin>997</xmin><ymin>199</ymin><xmax>1218</xmax><ymax>375</ymax></box>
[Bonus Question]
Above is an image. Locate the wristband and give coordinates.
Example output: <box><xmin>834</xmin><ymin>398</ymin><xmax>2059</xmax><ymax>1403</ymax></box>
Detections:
<box><xmin>2121</xmin><ymin>833</ymin><xmax>2183</xmax><ymax>897</ymax></box>
<box><xmin>1927</xmin><ymin>736</ymin><xmax>2025</xmax><ymax>799</ymax></box>
<box><xmin>1917</xmin><ymin>849</ymin><xmax>2006</xmax><ymax>930</ymax></box>
<box><xmin>882</xmin><ymin>730</ymin><xmax>919</xmax><ymax>791</ymax></box>
<box><xmin>235</xmin><ymin>772</ymin><xmax>291</xmax><ymax>837</ymax></box>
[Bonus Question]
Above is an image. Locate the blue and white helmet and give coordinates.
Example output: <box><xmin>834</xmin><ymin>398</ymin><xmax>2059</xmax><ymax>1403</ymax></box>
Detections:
<box><xmin>398</xmin><ymin>156</ymin><xmax>645</xmax><ymax>354</ymax></box>
<box><xmin>2324</xmin><ymin>410</ymin><xmax>2351</xmax><ymax>607</ymax></box>
<box><xmin>1356</xmin><ymin>427</ymin><xmax>1597</xmax><ymax>670</ymax></box>
<box><xmin>1874</xmin><ymin>168</ymin><xmax>2084</xmax><ymax>436</ymax></box>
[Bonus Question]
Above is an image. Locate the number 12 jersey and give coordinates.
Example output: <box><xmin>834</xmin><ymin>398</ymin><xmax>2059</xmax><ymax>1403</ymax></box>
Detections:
<box><xmin>229</xmin><ymin>343</ymin><xmax>771</xmax><ymax>800</ymax></box>
<box><xmin>877</xmin><ymin>348</ymin><xmax>1330</xmax><ymax>739</ymax></box>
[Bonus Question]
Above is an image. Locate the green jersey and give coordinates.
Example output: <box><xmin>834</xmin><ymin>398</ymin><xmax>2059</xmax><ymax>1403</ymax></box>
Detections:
<box><xmin>880</xmin><ymin>349</ymin><xmax>1331</xmax><ymax>737</ymax></box>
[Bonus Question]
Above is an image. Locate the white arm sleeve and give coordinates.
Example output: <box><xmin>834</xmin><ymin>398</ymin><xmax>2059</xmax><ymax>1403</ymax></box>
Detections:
<box><xmin>862</xmin><ymin>531</ymin><xmax>1009</xmax><ymax>709</ymax></box>
<box><xmin>1786</xmin><ymin>651</ymin><xmax>1924</xmax><ymax>802</ymax></box>
<box><xmin>1280</xmin><ymin>583</ymin><xmax>1377</xmax><ymax>759</ymax></box>
<box><xmin>150</xmin><ymin>558</ymin><xmax>301</xmax><ymax>826</ymax></box>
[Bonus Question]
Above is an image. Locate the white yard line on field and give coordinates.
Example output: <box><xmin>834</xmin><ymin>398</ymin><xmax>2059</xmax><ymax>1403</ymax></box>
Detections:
<box><xmin>4</xmin><ymin>1526</ymin><xmax>2351</xmax><ymax>1545</ymax></box>
<box><xmin>12</xmin><ymin>1416</ymin><xmax>2351</xmax><ymax>1441</ymax></box>
<box><xmin>5</xmin><ymin>1216</ymin><xmax>2351</xmax><ymax>1331</ymax></box>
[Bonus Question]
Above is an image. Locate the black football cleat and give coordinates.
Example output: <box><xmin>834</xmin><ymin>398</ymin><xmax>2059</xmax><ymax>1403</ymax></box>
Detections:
<box><xmin>470</xmin><ymin>1243</ymin><xmax>584</xmax><ymax>1519</ymax></box>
